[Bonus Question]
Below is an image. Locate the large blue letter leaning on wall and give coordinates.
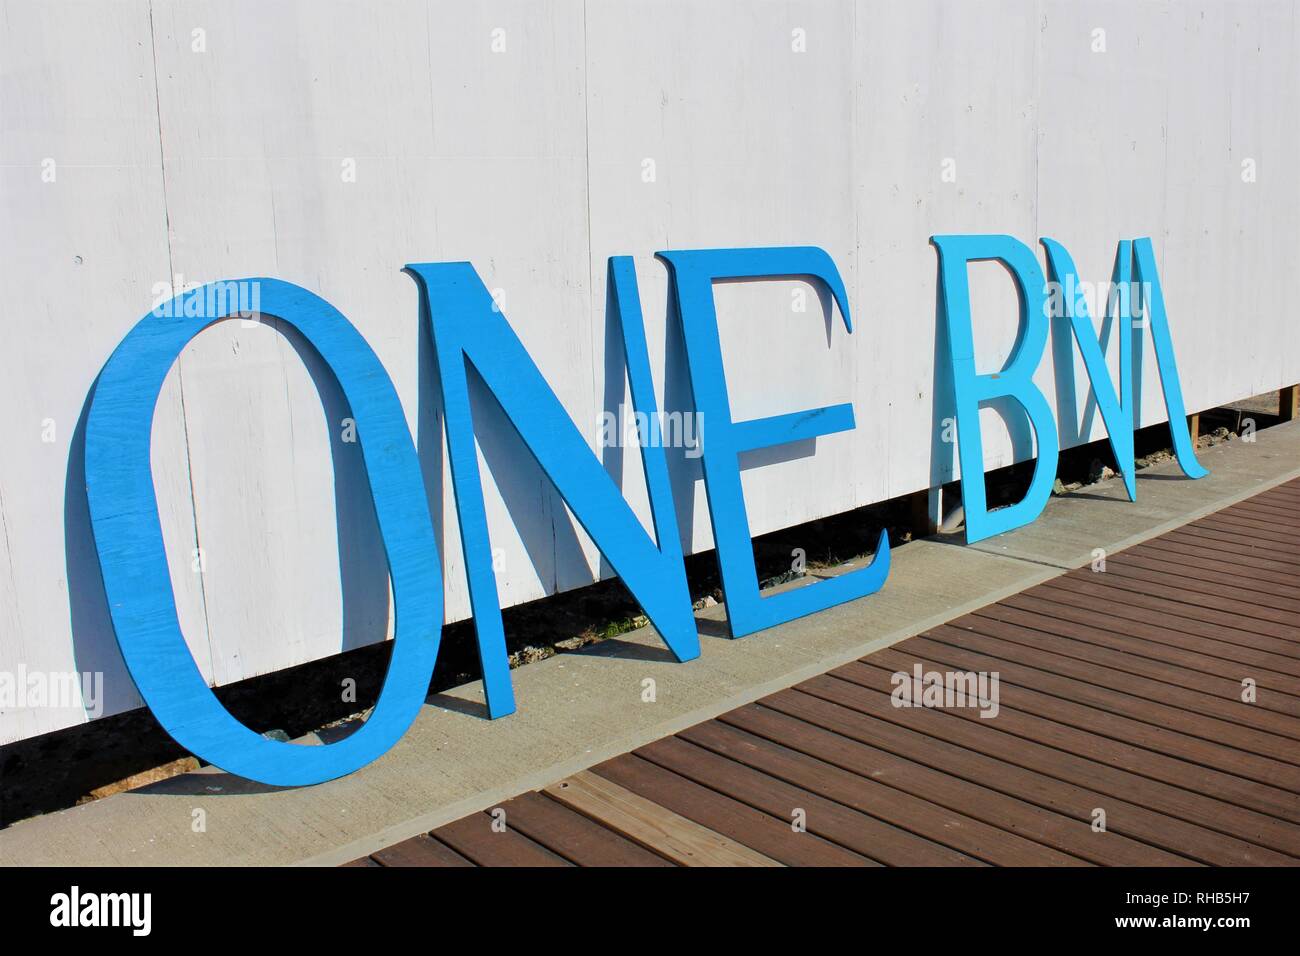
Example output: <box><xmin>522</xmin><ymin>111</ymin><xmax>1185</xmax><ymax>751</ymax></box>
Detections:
<box><xmin>405</xmin><ymin>259</ymin><xmax>700</xmax><ymax>719</ymax></box>
<box><xmin>85</xmin><ymin>280</ymin><xmax>442</xmax><ymax>786</ymax></box>
<box><xmin>1040</xmin><ymin>238</ymin><xmax>1207</xmax><ymax>499</ymax></box>
<box><xmin>657</xmin><ymin>247</ymin><xmax>890</xmax><ymax>638</ymax></box>
<box><xmin>1132</xmin><ymin>238</ymin><xmax>1207</xmax><ymax>479</ymax></box>
<box><xmin>1040</xmin><ymin>238</ymin><xmax>1140</xmax><ymax>500</ymax></box>
<box><xmin>931</xmin><ymin>235</ymin><xmax>1061</xmax><ymax>543</ymax></box>
<box><xmin>935</xmin><ymin>235</ymin><xmax>1207</xmax><ymax>545</ymax></box>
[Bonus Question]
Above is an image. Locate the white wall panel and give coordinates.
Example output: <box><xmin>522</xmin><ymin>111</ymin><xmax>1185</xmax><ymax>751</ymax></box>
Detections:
<box><xmin>2</xmin><ymin>0</ymin><xmax>1296</xmax><ymax>744</ymax></box>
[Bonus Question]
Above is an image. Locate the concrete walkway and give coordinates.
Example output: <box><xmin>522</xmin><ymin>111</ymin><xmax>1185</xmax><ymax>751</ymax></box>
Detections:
<box><xmin>2</xmin><ymin>422</ymin><xmax>1297</xmax><ymax>866</ymax></box>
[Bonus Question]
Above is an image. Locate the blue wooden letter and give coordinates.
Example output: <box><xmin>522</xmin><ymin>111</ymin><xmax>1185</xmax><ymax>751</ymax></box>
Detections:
<box><xmin>1041</xmin><ymin>238</ymin><xmax>1139</xmax><ymax>500</ymax></box>
<box><xmin>932</xmin><ymin>235</ymin><xmax>1060</xmax><ymax>543</ymax></box>
<box><xmin>85</xmin><ymin>280</ymin><xmax>442</xmax><ymax>786</ymax></box>
<box><xmin>1132</xmin><ymin>238</ymin><xmax>1207</xmax><ymax>479</ymax></box>
<box><xmin>1039</xmin><ymin>237</ymin><xmax>1206</xmax><ymax>501</ymax></box>
<box><xmin>405</xmin><ymin>259</ymin><xmax>700</xmax><ymax>719</ymax></box>
<box><xmin>657</xmin><ymin>247</ymin><xmax>890</xmax><ymax>638</ymax></box>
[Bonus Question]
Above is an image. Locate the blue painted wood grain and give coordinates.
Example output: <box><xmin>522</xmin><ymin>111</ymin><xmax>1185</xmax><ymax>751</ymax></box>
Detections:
<box><xmin>85</xmin><ymin>280</ymin><xmax>441</xmax><ymax>786</ymax></box>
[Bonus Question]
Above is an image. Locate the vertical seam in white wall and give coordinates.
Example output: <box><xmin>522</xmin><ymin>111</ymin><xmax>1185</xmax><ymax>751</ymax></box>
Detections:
<box><xmin>146</xmin><ymin>0</ymin><xmax>216</xmax><ymax>673</ymax></box>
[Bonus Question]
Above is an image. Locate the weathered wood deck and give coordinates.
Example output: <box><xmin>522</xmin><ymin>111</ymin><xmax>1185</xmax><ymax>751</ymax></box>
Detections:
<box><xmin>348</xmin><ymin>480</ymin><xmax>1300</xmax><ymax>866</ymax></box>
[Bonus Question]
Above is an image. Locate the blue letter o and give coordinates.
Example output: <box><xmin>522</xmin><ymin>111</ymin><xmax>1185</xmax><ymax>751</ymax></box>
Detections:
<box><xmin>85</xmin><ymin>279</ymin><xmax>441</xmax><ymax>786</ymax></box>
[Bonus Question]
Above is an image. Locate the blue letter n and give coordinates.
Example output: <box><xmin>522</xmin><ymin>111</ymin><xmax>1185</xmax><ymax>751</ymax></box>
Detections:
<box><xmin>405</xmin><ymin>259</ymin><xmax>700</xmax><ymax>719</ymax></box>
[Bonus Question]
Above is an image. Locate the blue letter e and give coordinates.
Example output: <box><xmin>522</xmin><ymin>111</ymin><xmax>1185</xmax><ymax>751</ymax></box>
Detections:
<box><xmin>659</xmin><ymin>247</ymin><xmax>890</xmax><ymax>638</ymax></box>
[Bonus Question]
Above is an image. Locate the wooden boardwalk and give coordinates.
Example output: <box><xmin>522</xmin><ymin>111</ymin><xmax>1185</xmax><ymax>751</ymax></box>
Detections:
<box><xmin>348</xmin><ymin>480</ymin><xmax>1300</xmax><ymax>867</ymax></box>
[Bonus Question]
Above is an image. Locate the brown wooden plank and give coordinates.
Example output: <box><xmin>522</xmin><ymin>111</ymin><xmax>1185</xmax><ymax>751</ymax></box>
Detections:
<box><xmin>353</xmin><ymin>482</ymin><xmax>1300</xmax><ymax>868</ymax></box>
<box><xmin>930</xmin><ymin>621</ymin><xmax>1300</xmax><ymax>738</ymax></box>
<box><xmin>636</xmin><ymin>734</ymin><xmax>985</xmax><ymax>865</ymax></box>
<box><xmin>433</xmin><ymin>811</ymin><xmax>572</xmax><ymax>867</ymax></box>
<box><xmin>1067</xmin><ymin>563</ymin><xmax>1300</xmax><ymax>631</ymax></box>
<box><xmin>1184</xmin><ymin>513</ymin><xmax>1300</xmax><ymax>541</ymax></box>
<box><xmin>1149</xmin><ymin>530</ymin><xmax>1300</xmax><ymax>576</ymax></box>
<box><xmin>1206</xmin><ymin>506</ymin><xmax>1300</xmax><ymax>529</ymax></box>
<box><xmin>1227</xmin><ymin>489</ymin><xmax>1300</xmax><ymax>509</ymax></box>
<box><xmin>743</xmin><ymin>694</ymin><xmax>1202</xmax><ymax>865</ymax></box>
<box><xmin>909</xmin><ymin>632</ymin><xmax>1300</xmax><ymax>764</ymax></box>
<box><xmin>835</xmin><ymin>659</ymin><xmax>1300</xmax><ymax>825</ymax></box>
<box><xmin>493</xmin><ymin>791</ymin><xmax>675</xmax><ymax>866</ymax></box>
<box><xmin>795</xmin><ymin>673</ymin><xmax>1300</xmax><ymax>861</ymax></box>
<box><xmin>715</xmin><ymin>703</ymin><xmax>1183</xmax><ymax>865</ymax></box>
<box><xmin>370</xmin><ymin>833</ymin><xmax>474</xmax><ymax>867</ymax></box>
<box><xmin>967</xmin><ymin>602</ymin><xmax>1300</xmax><ymax>704</ymax></box>
<box><xmin>1035</xmin><ymin>578</ymin><xmax>1300</xmax><ymax>653</ymax></box>
<box><xmin>1248</xmin><ymin>500</ymin><xmax>1300</xmax><ymax>519</ymax></box>
<box><xmin>1163</xmin><ymin>527</ymin><xmax>1300</xmax><ymax>570</ymax></box>
<box><xmin>341</xmin><ymin>857</ymin><xmax>380</xmax><ymax>867</ymax></box>
<box><xmin>1210</xmin><ymin>498</ymin><xmax>1300</xmax><ymax>523</ymax></box>
<box><xmin>1101</xmin><ymin>558</ymin><xmax>1300</xmax><ymax>617</ymax></box>
<box><xmin>1255</xmin><ymin>483</ymin><xmax>1300</xmax><ymax>503</ymax></box>
<box><xmin>591</xmin><ymin>753</ymin><xmax>876</xmax><ymax>866</ymax></box>
<box><xmin>1195</xmin><ymin>504</ymin><xmax>1300</xmax><ymax>530</ymax></box>
<box><xmin>953</xmin><ymin>611</ymin><xmax>1300</xmax><ymax>723</ymax></box>
<box><xmin>543</xmin><ymin>771</ymin><xmax>781</xmax><ymax>866</ymax></box>
<box><xmin>1172</xmin><ymin>524</ymin><xmax>1300</xmax><ymax>564</ymax></box>
<box><xmin>1193</xmin><ymin>514</ymin><xmax>1300</xmax><ymax>548</ymax></box>
<box><xmin>879</xmin><ymin>641</ymin><xmax>1300</xmax><ymax>791</ymax></box>
<box><xmin>1143</xmin><ymin>519</ymin><xmax>1300</xmax><ymax>561</ymax></box>
<box><xmin>1001</xmin><ymin>591</ymin><xmax>1300</xmax><ymax>681</ymax></box>
<box><xmin>1131</xmin><ymin>538</ymin><xmax>1300</xmax><ymax>589</ymax></box>
<box><xmin>678</xmin><ymin>718</ymin><xmax>1086</xmax><ymax>866</ymax></box>
<box><xmin>1196</xmin><ymin>511</ymin><xmax>1300</xmax><ymax>542</ymax></box>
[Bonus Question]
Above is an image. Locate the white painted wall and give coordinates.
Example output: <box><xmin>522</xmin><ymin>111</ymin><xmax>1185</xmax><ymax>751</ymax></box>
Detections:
<box><xmin>2</xmin><ymin>0</ymin><xmax>1296</xmax><ymax>744</ymax></box>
